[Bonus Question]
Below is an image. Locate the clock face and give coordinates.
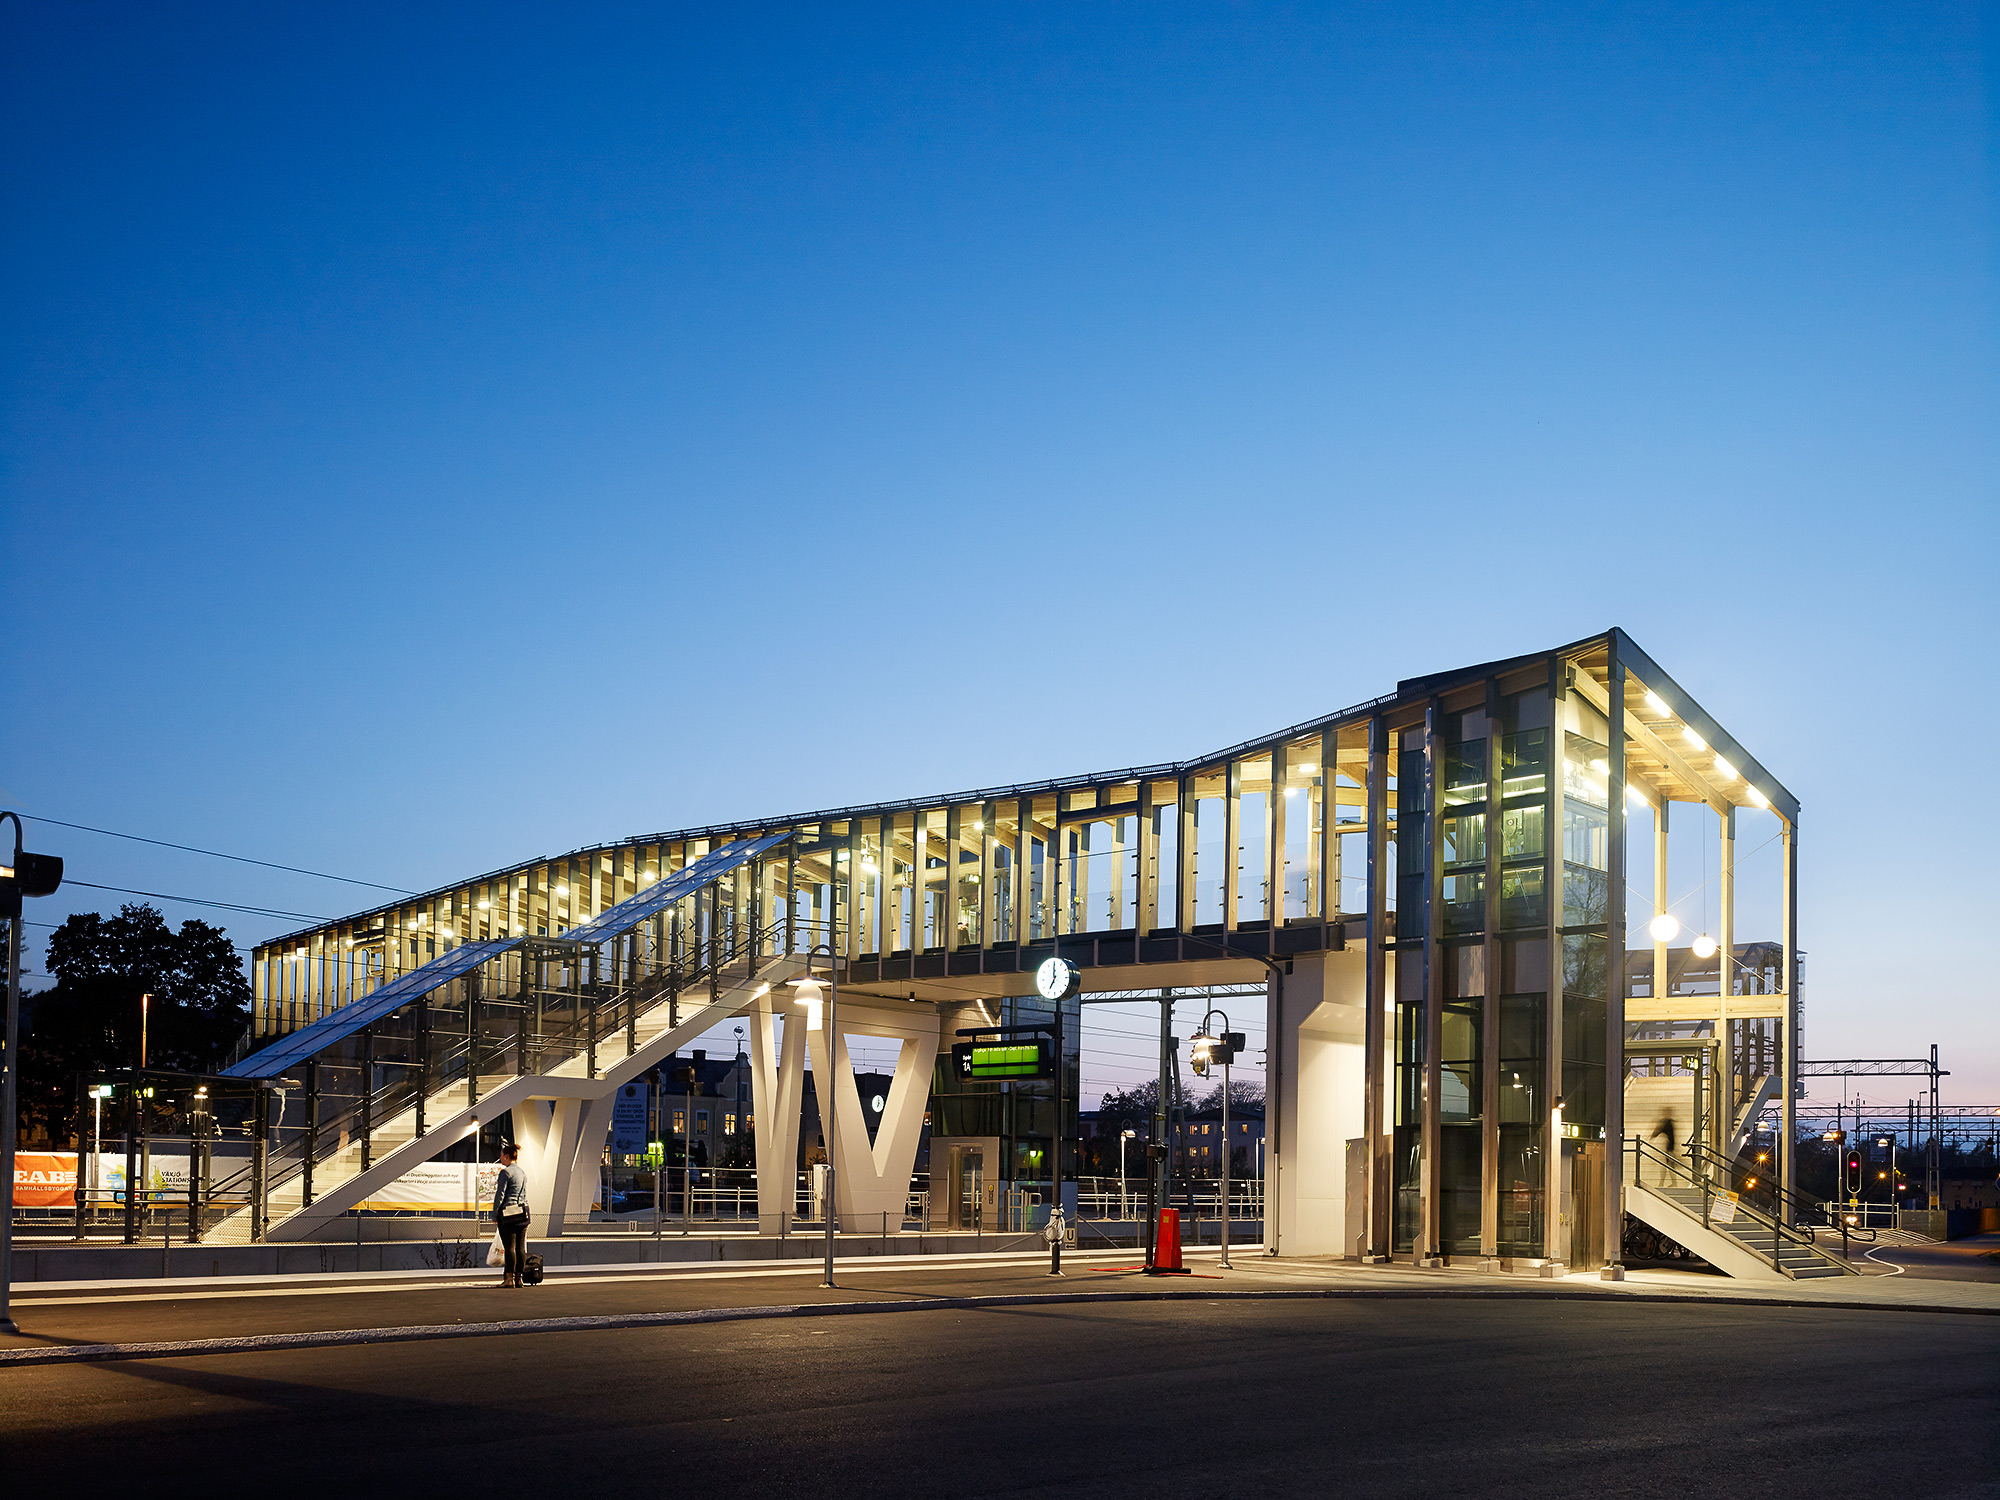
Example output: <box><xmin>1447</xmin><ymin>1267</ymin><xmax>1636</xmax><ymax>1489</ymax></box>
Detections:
<box><xmin>1036</xmin><ymin>957</ymin><xmax>1076</xmax><ymax>1000</ymax></box>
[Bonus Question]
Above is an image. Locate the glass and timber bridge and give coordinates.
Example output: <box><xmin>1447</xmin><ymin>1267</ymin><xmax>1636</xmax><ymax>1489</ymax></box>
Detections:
<box><xmin>187</xmin><ymin>628</ymin><xmax>1846</xmax><ymax>1278</ymax></box>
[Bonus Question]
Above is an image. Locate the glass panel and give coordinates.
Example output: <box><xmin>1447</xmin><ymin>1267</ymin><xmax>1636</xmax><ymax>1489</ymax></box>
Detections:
<box><xmin>1150</xmin><ymin>785</ymin><xmax>1178</xmax><ymax>932</ymax></box>
<box><xmin>1190</xmin><ymin>770</ymin><xmax>1226</xmax><ymax>926</ymax></box>
<box><xmin>1236</xmin><ymin>754</ymin><xmax>1272</xmax><ymax>924</ymax></box>
<box><xmin>1282</xmin><ymin>738</ymin><xmax>1322</xmax><ymax>921</ymax></box>
<box><xmin>1442</xmin><ymin>739</ymin><xmax>1487</xmax><ymax>808</ymax></box>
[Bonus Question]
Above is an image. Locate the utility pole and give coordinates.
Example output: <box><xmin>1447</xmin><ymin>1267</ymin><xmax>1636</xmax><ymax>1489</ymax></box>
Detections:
<box><xmin>1</xmin><ymin>812</ymin><xmax>65</xmax><ymax>1335</ymax></box>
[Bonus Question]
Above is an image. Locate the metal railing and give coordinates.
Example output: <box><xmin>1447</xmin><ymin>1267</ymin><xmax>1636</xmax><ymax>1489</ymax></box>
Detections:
<box><xmin>1627</xmin><ymin>1134</ymin><xmax>1825</xmax><ymax>1277</ymax></box>
<box><xmin>200</xmin><ymin>904</ymin><xmax>797</xmax><ymax>1241</ymax></box>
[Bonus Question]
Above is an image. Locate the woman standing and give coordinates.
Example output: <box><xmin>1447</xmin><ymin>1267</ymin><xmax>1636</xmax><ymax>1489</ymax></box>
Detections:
<box><xmin>493</xmin><ymin>1141</ymin><xmax>530</xmax><ymax>1288</ymax></box>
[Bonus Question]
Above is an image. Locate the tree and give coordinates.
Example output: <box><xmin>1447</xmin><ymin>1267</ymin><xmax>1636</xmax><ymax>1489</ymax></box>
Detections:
<box><xmin>18</xmin><ymin>903</ymin><xmax>251</xmax><ymax>1144</ymax></box>
<box><xmin>1192</xmin><ymin>1078</ymin><xmax>1264</xmax><ymax>1115</ymax></box>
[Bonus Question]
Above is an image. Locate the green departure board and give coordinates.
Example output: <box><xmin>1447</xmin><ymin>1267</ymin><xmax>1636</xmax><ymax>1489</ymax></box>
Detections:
<box><xmin>952</xmin><ymin>1038</ymin><xmax>1053</xmax><ymax>1081</ymax></box>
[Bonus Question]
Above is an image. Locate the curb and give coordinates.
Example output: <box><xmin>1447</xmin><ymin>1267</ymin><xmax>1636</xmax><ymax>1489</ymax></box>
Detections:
<box><xmin>2</xmin><ymin>1284</ymin><xmax>1991</xmax><ymax>1369</ymax></box>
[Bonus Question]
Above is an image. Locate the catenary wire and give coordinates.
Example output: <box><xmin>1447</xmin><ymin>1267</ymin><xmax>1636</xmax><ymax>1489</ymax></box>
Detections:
<box><xmin>21</xmin><ymin>814</ymin><xmax>414</xmax><ymax>894</ymax></box>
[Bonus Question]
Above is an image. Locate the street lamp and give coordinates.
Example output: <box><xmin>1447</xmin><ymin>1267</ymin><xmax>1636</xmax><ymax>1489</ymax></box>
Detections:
<box><xmin>1119</xmin><ymin>1128</ymin><xmax>1136</xmax><ymax>1219</ymax></box>
<box><xmin>793</xmin><ymin>942</ymin><xmax>839</xmax><ymax>1287</ymax></box>
<box><xmin>1190</xmin><ymin>1010</ymin><xmax>1245</xmax><ymax>1271</ymax></box>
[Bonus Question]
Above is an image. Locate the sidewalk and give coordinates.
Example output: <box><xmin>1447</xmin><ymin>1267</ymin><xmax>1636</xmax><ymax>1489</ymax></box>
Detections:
<box><xmin>3</xmin><ymin>1247</ymin><xmax>1993</xmax><ymax>1367</ymax></box>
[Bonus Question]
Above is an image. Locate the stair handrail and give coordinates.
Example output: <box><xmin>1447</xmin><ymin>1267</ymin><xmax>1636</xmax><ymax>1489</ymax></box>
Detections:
<box><xmin>1627</xmin><ymin>1133</ymin><xmax>1828</xmax><ymax>1276</ymax></box>
<box><xmin>205</xmin><ymin>888</ymin><xmax>806</xmax><ymax>1235</ymax></box>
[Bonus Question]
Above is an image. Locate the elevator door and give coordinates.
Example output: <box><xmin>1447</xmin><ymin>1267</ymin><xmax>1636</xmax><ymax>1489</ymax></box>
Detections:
<box><xmin>949</xmin><ymin>1146</ymin><xmax>985</xmax><ymax>1230</ymax></box>
<box><xmin>1568</xmin><ymin>1142</ymin><xmax>1605</xmax><ymax>1270</ymax></box>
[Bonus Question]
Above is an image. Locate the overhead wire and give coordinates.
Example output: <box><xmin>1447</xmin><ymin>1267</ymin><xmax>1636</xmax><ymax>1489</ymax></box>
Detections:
<box><xmin>20</xmin><ymin>814</ymin><xmax>414</xmax><ymax>894</ymax></box>
<box><xmin>62</xmin><ymin>880</ymin><xmax>331</xmax><ymax>924</ymax></box>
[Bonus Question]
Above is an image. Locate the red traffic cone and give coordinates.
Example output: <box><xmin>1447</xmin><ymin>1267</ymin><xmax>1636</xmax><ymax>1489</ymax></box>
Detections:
<box><xmin>1148</xmin><ymin>1207</ymin><xmax>1189</xmax><ymax>1274</ymax></box>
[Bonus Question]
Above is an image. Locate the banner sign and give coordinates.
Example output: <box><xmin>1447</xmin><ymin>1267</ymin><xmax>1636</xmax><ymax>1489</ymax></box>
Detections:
<box><xmin>611</xmin><ymin>1081</ymin><xmax>649</xmax><ymax>1155</ymax></box>
<box><xmin>14</xmin><ymin>1152</ymin><xmax>78</xmax><ymax>1207</ymax></box>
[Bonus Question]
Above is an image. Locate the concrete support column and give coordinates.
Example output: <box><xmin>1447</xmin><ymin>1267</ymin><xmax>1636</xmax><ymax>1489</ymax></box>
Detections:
<box><xmin>1270</xmin><ymin>951</ymin><xmax>1367</xmax><ymax>1256</ymax></box>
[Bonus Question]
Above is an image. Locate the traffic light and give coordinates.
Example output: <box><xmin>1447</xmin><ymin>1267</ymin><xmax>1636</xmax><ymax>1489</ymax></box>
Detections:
<box><xmin>1844</xmin><ymin>1149</ymin><xmax>1863</xmax><ymax>1196</ymax></box>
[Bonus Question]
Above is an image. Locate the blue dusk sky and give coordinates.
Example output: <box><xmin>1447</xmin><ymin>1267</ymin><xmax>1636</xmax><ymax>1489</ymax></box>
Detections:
<box><xmin>3</xmin><ymin>5</ymin><xmax>1993</xmax><ymax>1105</ymax></box>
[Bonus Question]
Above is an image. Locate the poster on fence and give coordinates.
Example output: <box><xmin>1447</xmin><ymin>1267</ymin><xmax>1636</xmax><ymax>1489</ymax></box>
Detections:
<box><xmin>13</xmin><ymin>1152</ymin><xmax>78</xmax><ymax>1207</ymax></box>
<box><xmin>353</xmin><ymin>1160</ymin><xmax>495</xmax><ymax>1213</ymax></box>
<box><xmin>27</xmin><ymin>1154</ymin><xmax>570</xmax><ymax>1215</ymax></box>
<box><xmin>1710</xmin><ymin>1192</ymin><xmax>1738</xmax><ymax>1225</ymax></box>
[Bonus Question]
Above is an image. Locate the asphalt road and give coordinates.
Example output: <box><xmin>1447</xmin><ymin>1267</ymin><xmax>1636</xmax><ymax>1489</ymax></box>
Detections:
<box><xmin>3</xmin><ymin>1294</ymin><xmax>1993</xmax><ymax>1499</ymax></box>
<box><xmin>1868</xmin><ymin>1233</ymin><xmax>2000</xmax><ymax>1283</ymax></box>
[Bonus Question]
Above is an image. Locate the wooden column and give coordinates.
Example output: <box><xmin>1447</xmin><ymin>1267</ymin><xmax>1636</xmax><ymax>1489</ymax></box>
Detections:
<box><xmin>1364</xmin><ymin>716</ymin><xmax>1390</xmax><ymax>1257</ymax></box>
<box><xmin>1223</xmin><ymin>761</ymin><xmax>1242</xmax><ymax>933</ymax></box>
<box><xmin>1420</xmin><ymin>700</ymin><xmax>1444</xmax><ymax>1261</ymax></box>
<box><xmin>1604</xmin><ymin>657</ymin><xmax>1629</xmax><ymax>1273</ymax></box>
<box><xmin>1718</xmin><ymin>803</ymin><xmax>1736</xmax><ymax>1136</ymax></box>
<box><xmin>1480</xmin><ymin>681</ymin><xmax>1502</xmax><ymax>1259</ymax></box>
<box><xmin>1269</xmin><ymin>744</ymin><xmax>1289</xmax><ymax>926</ymax></box>
<box><xmin>1780</xmin><ymin>817</ymin><xmax>1797</xmax><ymax>1211</ymax></box>
<box><xmin>1176</xmin><ymin>776</ymin><xmax>1197</xmax><ymax>933</ymax></box>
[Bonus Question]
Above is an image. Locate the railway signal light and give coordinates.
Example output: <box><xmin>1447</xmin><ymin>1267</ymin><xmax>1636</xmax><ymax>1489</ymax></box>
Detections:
<box><xmin>1844</xmin><ymin>1149</ymin><xmax>1863</xmax><ymax>1196</ymax></box>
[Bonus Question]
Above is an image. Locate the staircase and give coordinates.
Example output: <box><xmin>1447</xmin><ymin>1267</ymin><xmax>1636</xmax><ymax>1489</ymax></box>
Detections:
<box><xmin>1625</xmin><ymin>1136</ymin><xmax>1855</xmax><ymax>1282</ymax></box>
<box><xmin>197</xmin><ymin>833</ymin><xmax>803</xmax><ymax>1245</ymax></box>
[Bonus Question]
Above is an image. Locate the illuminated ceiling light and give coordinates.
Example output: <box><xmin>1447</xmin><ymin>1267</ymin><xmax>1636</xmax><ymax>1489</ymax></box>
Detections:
<box><xmin>1591</xmin><ymin>758</ymin><xmax>1609</xmax><ymax>773</ymax></box>
<box><xmin>642</xmin><ymin>872</ymin><xmax>656</xmax><ymax>883</ymax></box>
<box><xmin>1296</xmin><ymin>764</ymin><xmax>1316</xmax><ymax>776</ymax></box>
<box><xmin>1644</xmin><ymin>691</ymin><xmax>1669</xmax><ymax>717</ymax></box>
<box><xmin>1284</xmin><ymin>787</ymin><xmax>1300</xmax><ymax>797</ymax></box>
<box><xmin>1745</xmin><ymin>786</ymin><xmax>1770</xmax><ymax>809</ymax></box>
<box><xmin>441</xmin><ymin>928</ymin><xmax>453</xmax><ymax>939</ymax></box>
<box><xmin>1691</xmin><ymin>933</ymin><xmax>1719</xmax><ymax>960</ymax></box>
<box><xmin>477</xmin><ymin>900</ymin><xmax>489</xmax><ymax>910</ymax></box>
<box><xmin>556</xmin><ymin>884</ymin><xmax>569</xmax><ymax>896</ymax></box>
<box><xmin>1683</xmin><ymin>728</ymin><xmax>1706</xmax><ymax>752</ymax></box>
<box><xmin>974</xmin><ymin>821</ymin><xmax>983</xmax><ymax>832</ymax></box>
<box><xmin>1713</xmin><ymin>755</ymin><xmax>1737</xmax><ymax>781</ymax></box>
<box><xmin>1648</xmin><ymin>913</ymin><xmax>1681</xmax><ymax>944</ymax></box>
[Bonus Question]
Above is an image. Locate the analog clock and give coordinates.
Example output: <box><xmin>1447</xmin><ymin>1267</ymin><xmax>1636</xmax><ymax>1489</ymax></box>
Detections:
<box><xmin>1035</xmin><ymin>956</ymin><xmax>1080</xmax><ymax>1001</ymax></box>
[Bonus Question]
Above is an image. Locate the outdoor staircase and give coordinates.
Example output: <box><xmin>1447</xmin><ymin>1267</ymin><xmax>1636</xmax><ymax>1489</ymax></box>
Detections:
<box><xmin>1624</xmin><ymin>1135</ymin><xmax>1856</xmax><ymax>1282</ymax></box>
<box><xmin>1630</xmin><ymin>1175</ymin><xmax>1850</xmax><ymax>1280</ymax></box>
<box><xmin>199</xmin><ymin>832</ymin><xmax>804</xmax><ymax>1246</ymax></box>
<box><xmin>202</xmin><ymin>950</ymin><xmax>803</xmax><ymax>1244</ymax></box>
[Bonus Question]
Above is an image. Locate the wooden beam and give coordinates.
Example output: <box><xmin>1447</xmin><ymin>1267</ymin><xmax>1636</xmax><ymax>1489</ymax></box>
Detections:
<box><xmin>1569</xmin><ymin>668</ymin><xmax>1729</xmax><ymax>817</ymax></box>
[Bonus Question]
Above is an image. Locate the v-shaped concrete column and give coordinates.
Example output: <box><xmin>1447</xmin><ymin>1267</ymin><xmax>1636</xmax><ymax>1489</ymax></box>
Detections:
<box><xmin>749</xmin><ymin>987</ymin><xmax>808</xmax><ymax>1232</ymax></box>
<box><xmin>804</xmin><ymin>999</ymin><xmax>940</xmax><ymax>1226</ymax></box>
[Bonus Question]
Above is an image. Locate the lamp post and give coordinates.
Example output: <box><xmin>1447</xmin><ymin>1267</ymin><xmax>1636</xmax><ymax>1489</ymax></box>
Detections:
<box><xmin>1120</xmin><ymin>1128</ymin><xmax>1136</xmax><ymax>1220</ymax></box>
<box><xmin>1191</xmin><ymin>1008</ymin><xmax>1243</xmax><ymax>1271</ymax></box>
<box><xmin>796</xmin><ymin>942</ymin><xmax>839</xmax><ymax>1288</ymax></box>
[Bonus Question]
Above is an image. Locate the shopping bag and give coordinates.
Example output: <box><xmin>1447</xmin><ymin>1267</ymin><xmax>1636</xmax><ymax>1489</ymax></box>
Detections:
<box><xmin>486</xmin><ymin>1231</ymin><xmax>505</xmax><ymax>1267</ymax></box>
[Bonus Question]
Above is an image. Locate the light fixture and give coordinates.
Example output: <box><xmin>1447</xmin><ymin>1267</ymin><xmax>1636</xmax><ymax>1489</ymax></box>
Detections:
<box><xmin>1296</xmin><ymin>764</ymin><xmax>1316</xmax><ymax>776</ymax></box>
<box><xmin>789</xmin><ymin>975</ymin><xmax>825</xmax><ymax>1029</ymax></box>
<box><xmin>1745</xmin><ymin>786</ymin><xmax>1769</xmax><ymax>809</ymax></box>
<box><xmin>477</xmin><ymin>900</ymin><xmax>489</xmax><ymax>910</ymax></box>
<box><xmin>1626</xmin><ymin>783</ymin><xmax>1649</xmax><ymax>807</ymax></box>
<box><xmin>974</xmin><ymin>821</ymin><xmax>983</xmax><ymax>832</ymax></box>
<box><xmin>1285</xmin><ymin>787</ymin><xmax>1300</xmax><ymax>797</ymax></box>
<box><xmin>1683</xmin><ymin>728</ymin><xmax>1706</xmax><ymax>751</ymax></box>
<box><xmin>1644</xmin><ymin>690</ymin><xmax>1669</xmax><ymax>717</ymax></box>
<box><xmin>556</xmin><ymin>884</ymin><xmax>569</xmax><ymax>896</ymax></box>
<box><xmin>1691</xmin><ymin>933</ymin><xmax>1718</xmax><ymax>960</ymax></box>
<box><xmin>1591</xmin><ymin>758</ymin><xmax>1609</xmax><ymax>773</ymax></box>
<box><xmin>1713</xmin><ymin>755</ymin><xmax>1737</xmax><ymax>781</ymax></box>
<box><xmin>1648</xmin><ymin>913</ymin><xmax>1681</xmax><ymax>944</ymax></box>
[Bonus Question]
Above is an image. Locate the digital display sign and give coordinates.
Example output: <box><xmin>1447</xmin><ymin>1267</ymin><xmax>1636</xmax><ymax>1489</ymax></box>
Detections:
<box><xmin>952</xmin><ymin>1038</ymin><xmax>1053</xmax><ymax>1081</ymax></box>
